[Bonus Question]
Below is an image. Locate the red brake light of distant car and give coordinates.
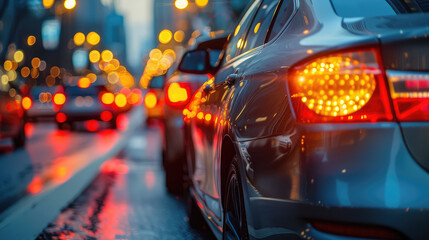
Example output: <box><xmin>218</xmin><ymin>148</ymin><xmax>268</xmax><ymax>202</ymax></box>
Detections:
<box><xmin>101</xmin><ymin>92</ymin><xmax>115</xmax><ymax>105</ymax></box>
<box><xmin>144</xmin><ymin>91</ymin><xmax>157</xmax><ymax>109</ymax></box>
<box><xmin>22</xmin><ymin>97</ymin><xmax>32</xmax><ymax>110</ymax></box>
<box><xmin>53</xmin><ymin>93</ymin><xmax>66</xmax><ymax>106</ymax></box>
<box><xmin>165</xmin><ymin>82</ymin><xmax>191</xmax><ymax>108</ymax></box>
<box><xmin>387</xmin><ymin>71</ymin><xmax>429</xmax><ymax>121</ymax></box>
<box><xmin>288</xmin><ymin>49</ymin><xmax>393</xmax><ymax>123</ymax></box>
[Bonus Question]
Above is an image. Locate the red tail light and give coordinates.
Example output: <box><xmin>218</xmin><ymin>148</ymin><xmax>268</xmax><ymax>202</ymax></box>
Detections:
<box><xmin>53</xmin><ymin>93</ymin><xmax>66</xmax><ymax>106</ymax></box>
<box><xmin>288</xmin><ymin>49</ymin><xmax>393</xmax><ymax>123</ymax></box>
<box><xmin>165</xmin><ymin>82</ymin><xmax>191</xmax><ymax>108</ymax></box>
<box><xmin>387</xmin><ymin>70</ymin><xmax>429</xmax><ymax>121</ymax></box>
<box><xmin>22</xmin><ymin>97</ymin><xmax>32</xmax><ymax>110</ymax></box>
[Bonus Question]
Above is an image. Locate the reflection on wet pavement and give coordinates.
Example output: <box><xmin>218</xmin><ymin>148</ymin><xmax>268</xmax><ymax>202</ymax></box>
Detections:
<box><xmin>37</xmin><ymin>125</ymin><xmax>214</xmax><ymax>240</ymax></box>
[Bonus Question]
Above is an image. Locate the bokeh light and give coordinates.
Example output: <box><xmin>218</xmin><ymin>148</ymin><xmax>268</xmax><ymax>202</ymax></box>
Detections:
<box><xmin>87</xmin><ymin>32</ymin><xmax>101</xmax><ymax>45</ymax></box>
<box><xmin>73</xmin><ymin>32</ymin><xmax>85</xmax><ymax>46</ymax></box>
<box><xmin>159</xmin><ymin>29</ymin><xmax>173</xmax><ymax>44</ymax></box>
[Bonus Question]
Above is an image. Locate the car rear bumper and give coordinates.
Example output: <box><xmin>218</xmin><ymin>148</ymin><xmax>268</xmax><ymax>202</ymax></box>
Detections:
<box><xmin>239</xmin><ymin>122</ymin><xmax>429</xmax><ymax>239</ymax></box>
<box><xmin>247</xmin><ymin>197</ymin><xmax>428</xmax><ymax>240</ymax></box>
<box><xmin>163</xmin><ymin>107</ymin><xmax>186</xmax><ymax>164</ymax></box>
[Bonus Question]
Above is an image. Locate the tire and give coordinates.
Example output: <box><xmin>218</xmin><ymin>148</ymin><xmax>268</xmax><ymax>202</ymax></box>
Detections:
<box><xmin>165</xmin><ymin>163</ymin><xmax>185</xmax><ymax>195</ymax></box>
<box><xmin>186</xmin><ymin>189</ymin><xmax>205</xmax><ymax>229</ymax></box>
<box><xmin>12</xmin><ymin>124</ymin><xmax>26</xmax><ymax>149</ymax></box>
<box><xmin>223</xmin><ymin>157</ymin><xmax>249</xmax><ymax>240</ymax></box>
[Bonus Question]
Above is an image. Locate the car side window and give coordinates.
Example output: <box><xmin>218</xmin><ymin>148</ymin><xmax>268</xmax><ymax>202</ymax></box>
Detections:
<box><xmin>223</xmin><ymin>0</ymin><xmax>261</xmax><ymax>63</ymax></box>
<box><xmin>242</xmin><ymin>0</ymin><xmax>281</xmax><ymax>53</ymax></box>
<box><xmin>267</xmin><ymin>0</ymin><xmax>295</xmax><ymax>42</ymax></box>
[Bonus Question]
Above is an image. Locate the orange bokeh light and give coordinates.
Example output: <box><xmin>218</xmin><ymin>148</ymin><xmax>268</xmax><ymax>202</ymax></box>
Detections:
<box><xmin>53</xmin><ymin>93</ymin><xmax>66</xmax><ymax>105</ymax></box>
<box><xmin>78</xmin><ymin>77</ymin><xmax>91</xmax><ymax>88</ymax></box>
<box><xmin>22</xmin><ymin>97</ymin><xmax>32</xmax><ymax>110</ymax></box>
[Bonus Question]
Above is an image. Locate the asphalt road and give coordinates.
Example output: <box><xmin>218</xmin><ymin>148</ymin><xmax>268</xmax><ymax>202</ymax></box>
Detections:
<box><xmin>37</xmin><ymin>124</ymin><xmax>215</xmax><ymax>240</ymax></box>
<box><xmin>0</xmin><ymin>120</ymin><xmax>124</xmax><ymax>213</ymax></box>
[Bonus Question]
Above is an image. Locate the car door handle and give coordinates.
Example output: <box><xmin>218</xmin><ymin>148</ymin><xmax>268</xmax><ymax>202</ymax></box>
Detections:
<box><xmin>226</xmin><ymin>74</ymin><xmax>239</xmax><ymax>86</ymax></box>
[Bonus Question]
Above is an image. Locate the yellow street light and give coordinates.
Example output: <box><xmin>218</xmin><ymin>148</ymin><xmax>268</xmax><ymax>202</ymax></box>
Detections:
<box><xmin>87</xmin><ymin>32</ymin><xmax>101</xmax><ymax>46</ymax></box>
<box><xmin>175</xmin><ymin>0</ymin><xmax>188</xmax><ymax>10</ymax></box>
<box><xmin>43</xmin><ymin>0</ymin><xmax>55</xmax><ymax>8</ymax></box>
<box><xmin>196</xmin><ymin>0</ymin><xmax>209</xmax><ymax>8</ymax></box>
<box><xmin>73</xmin><ymin>32</ymin><xmax>85</xmax><ymax>46</ymax></box>
<box><xmin>174</xmin><ymin>30</ymin><xmax>185</xmax><ymax>43</ymax></box>
<box><xmin>64</xmin><ymin>0</ymin><xmax>76</xmax><ymax>10</ymax></box>
<box><xmin>159</xmin><ymin>29</ymin><xmax>173</xmax><ymax>44</ymax></box>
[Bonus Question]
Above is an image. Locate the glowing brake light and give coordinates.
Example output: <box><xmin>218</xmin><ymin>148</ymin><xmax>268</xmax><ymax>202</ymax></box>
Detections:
<box><xmin>22</xmin><ymin>97</ymin><xmax>32</xmax><ymax>110</ymax></box>
<box><xmin>165</xmin><ymin>82</ymin><xmax>191</xmax><ymax>107</ymax></box>
<box><xmin>101</xmin><ymin>92</ymin><xmax>115</xmax><ymax>105</ymax></box>
<box><xmin>53</xmin><ymin>93</ymin><xmax>66</xmax><ymax>105</ymax></box>
<box><xmin>387</xmin><ymin>71</ymin><xmax>429</xmax><ymax>121</ymax></box>
<box><xmin>78</xmin><ymin>77</ymin><xmax>91</xmax><ymax>88</ymax></box>
<box><xmin>289</xmin><ymin>49</ymin><xmax>392</xmax><ymax>123</ymax></box>
<box><xmin>144</xmin><ymin>91</ymin><xmax>157</xmax><ymax>109</ymax></box>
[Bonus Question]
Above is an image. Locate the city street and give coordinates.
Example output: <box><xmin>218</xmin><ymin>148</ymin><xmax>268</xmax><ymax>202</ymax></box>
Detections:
<box><xmin>36</xmin><ymin>124</ymin><xmax>214</xmax><ymax>240</ymax></box>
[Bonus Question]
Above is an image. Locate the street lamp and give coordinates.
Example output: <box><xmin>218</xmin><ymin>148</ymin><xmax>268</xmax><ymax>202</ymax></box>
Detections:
<box><xmin>175</xmin><ymin>0</ymin><xmax>188</xmax><ymax>10</ymax></box>
<box><xmin>64</xmin><ymin>0</ymin><xmax>76</xmax><ymax>10</ymax></box>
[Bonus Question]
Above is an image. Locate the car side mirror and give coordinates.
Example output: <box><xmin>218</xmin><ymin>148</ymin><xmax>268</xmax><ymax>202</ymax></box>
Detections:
<box><xmin>178</xmin><ymin>49</ymin><xmax>214</xmax><ymax>74</ymax></box>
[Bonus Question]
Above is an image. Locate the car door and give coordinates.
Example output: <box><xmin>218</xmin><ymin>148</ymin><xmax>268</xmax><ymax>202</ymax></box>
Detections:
<box><xmin>190</xmin><ymin>0</ymin><xmax>283</xmax><ymax>224</ymax></box>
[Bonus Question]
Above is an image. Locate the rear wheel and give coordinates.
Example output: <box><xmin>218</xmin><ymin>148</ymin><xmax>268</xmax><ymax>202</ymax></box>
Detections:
<box><xmin>12</xmin><ymin>124</ymin><xmax>26</xmax><ymax>149</ymax></box>
<box><xmin>164</xmin><ymin>162</ymin><xmax>185</xmax><ymax>195</ymax></box>
<box><xmin>223</xmin><ymin>157</ymin><xmax>248</xmax><ymax>240</ymax></box>
<box><xmin>186</xmin><ymin>189</ymin><xmax>205</xmax><ymax>228</ymax></box>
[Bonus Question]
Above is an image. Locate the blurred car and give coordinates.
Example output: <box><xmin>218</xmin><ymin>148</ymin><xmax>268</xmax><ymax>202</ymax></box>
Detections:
<box><xmin>55</xmin><ymin>76</ymin><xmax>124</xmax><ymax>130</ymax></box>
<box><xmin>144</xmin><ymin>75</ymin><xmax>165</xmax><ymax>121</ymax></box>
<box><xmin>25</xmin><ymin>85</ymin><xmax>61</xmax><ymax>121</ymax></box>
<box><xmin>0</xmin><ymin>84</ymin><xmax>26</xmax><ymax>149</ymax></box>
<box><xmin>161</xmin><ymin>36</ymin><xmax>227</xmax><ymax>193</ymax></box>
<box><xmin>182</xmin><ymin>0</ymin><xmax>429</xmax><ymax>239</ymax></box>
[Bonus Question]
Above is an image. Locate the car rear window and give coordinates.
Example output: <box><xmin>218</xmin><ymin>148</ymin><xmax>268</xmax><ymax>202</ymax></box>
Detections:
<box><xmin>331</xmin><ymin>0</ymin><xmax>429</xmax><ymax>18</ymax></box>
<box><xmin>65</xmin><ymin>86</ymin><xmax>99</xmax><ymax>96</ymax></box>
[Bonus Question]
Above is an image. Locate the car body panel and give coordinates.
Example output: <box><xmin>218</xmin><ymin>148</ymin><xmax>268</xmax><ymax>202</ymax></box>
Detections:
<box><xmin>185</xmin><ymin>0</ymin><xmax>429</xmax><ymax>239</ymax></box>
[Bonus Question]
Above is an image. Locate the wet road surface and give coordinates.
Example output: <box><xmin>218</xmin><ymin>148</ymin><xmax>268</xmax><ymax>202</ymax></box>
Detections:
<box><xmin>37</xmin><ymin>124</ymin><xmax>215</xmax><ymax>240</ymax></box>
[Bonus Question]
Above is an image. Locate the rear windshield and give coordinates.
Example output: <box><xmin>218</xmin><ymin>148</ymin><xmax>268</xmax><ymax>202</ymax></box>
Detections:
<box><xmin>331</xmin><ymin>0</ymin><xmax>429</xmax><ymax>18</ymax></box>
<box><xmin>65</xmin><ymin>86</ymin><xmax>100</xmax><ymax>96</ymax></box>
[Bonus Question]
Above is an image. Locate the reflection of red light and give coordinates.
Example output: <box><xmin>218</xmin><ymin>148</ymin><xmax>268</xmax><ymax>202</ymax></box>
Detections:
<box><xmin>100</xmin><ymin>111</ymin><xmax>113</xmax><ymax>122</ymax></box>
<box><xmin>145</xmin><ymin>171</ymin><xmax>155</xmax><ymax>189</ymax></box>
<box><xmin>196</xmin><ymin>200</ymin><xmax>204</xmax><ymax>210</ymax></box>
<box><xmin>25</xmin><ymin>123</ymin><xmax>34</xmax><ymax>138</ymax></box>
<box><xmin>116</xmin><ymin>114</ymin><xmax>128</xmax><ymax>131</ymax></box>
<box><xmin>53</xmin><ymin>165</ymin><xmax>68</xmax><ymax>182</ymax></box>
<box><xmin>27</xmin><ymin>176</ymin><xmax>43</xmax><ymax>194</ymax></box>
<box><xmin>85</xmin><ymin>120</ymin><xmax>99</xmax><ymax>132</ymax></box>
<box><xmin>101</xmin><ymin>159</ymin><xmax>129</xmax><ymax>174</ymax></box>
<box><xmin>56</xmin><ymin>112</ymin><xmax>67</xmax><ymax>123</ymax></box>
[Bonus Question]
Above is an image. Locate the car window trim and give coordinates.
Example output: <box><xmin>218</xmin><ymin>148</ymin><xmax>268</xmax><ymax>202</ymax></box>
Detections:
<box><xmin>224</xmin><ymin>0</ymin><xmax>263</xmax><ymax>64</ymax></box>
<box><xmin>264</xmin><ymin>0</ymin><xmax>298</xmax><ymax>45</ymax></box>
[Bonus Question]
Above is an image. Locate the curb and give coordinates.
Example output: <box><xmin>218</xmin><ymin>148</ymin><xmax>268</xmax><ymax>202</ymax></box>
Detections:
<box><xmin>0</xmin><ymin>107</ymin><xmax>143</xmax><ymax>240</ymax></box>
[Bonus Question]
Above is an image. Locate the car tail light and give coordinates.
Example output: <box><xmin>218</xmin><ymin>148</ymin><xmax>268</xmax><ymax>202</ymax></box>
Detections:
<box><xmin>115</xmin><ymin>93</ymin><xmax>127</xmax><ymax>108</ymax></box>
<box><xmin>144</xmin><ymin>91</ymin><xmax>157</xmax><ymax>109</ymax></box>
<box><xmin>78</xmin><ymin>77</ymin><xmax>91</xmax><ymax>89</ymax></box>
<box><xmin>165</xmin><ymin>82</ymin><xmax>191</xmax><ymax>108</ymax></box>
<box><xmin>101</xmin><ymin>92</ymin><xmax>115</xmax><ymax>105</ymax></box>
<box><xmin>56</xmin><ymin>112</ymin><xmax>67</xmax><ymax>123</ymax></box>
<box><xmin>22</xmin><ymin>97</ymin><xmax>32</xmax><ymax>110</ymax></box>
<box><xmin>53</xmin><ymin>93</ymin><xmax>66</xmax><ymax>106</ymax></box>
<box><xmin>387</xmin><ymin>70</ymin><xmax>429</xmax><ymax>121</ymax></box>
<box><xmin>288</xmin><ymin>49</ymin><xmax>393</xmax><ymax>123</ymax></box>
